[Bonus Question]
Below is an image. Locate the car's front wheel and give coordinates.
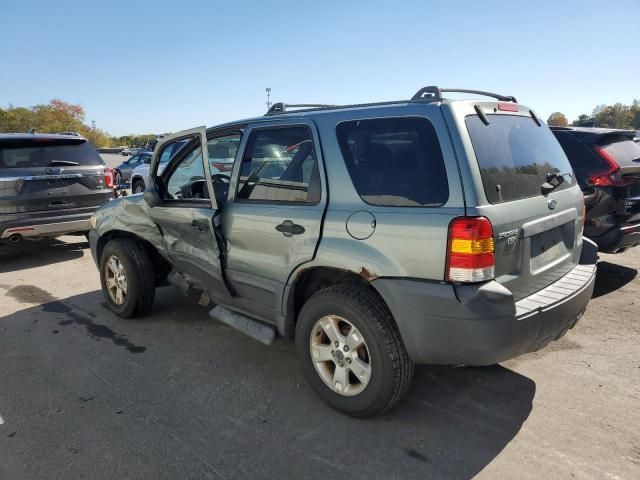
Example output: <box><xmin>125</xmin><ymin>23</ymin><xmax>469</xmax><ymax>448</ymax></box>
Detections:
<box><xmin>132</xmin><ymin>179</ymin><xmax>145</xmax><ymax>194</ymax></box>
<box><xmin>295</xmin><ymin>284</ymin><xmax>414</xmax><ymax>417</ymax></box>
<box><xmin>99</xmin><ymin>238</ymin><xmax>155</xmax><ymax>318</ymax></box>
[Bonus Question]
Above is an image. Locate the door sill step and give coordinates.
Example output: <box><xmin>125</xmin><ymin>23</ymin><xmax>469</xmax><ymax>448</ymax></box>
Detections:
<box><xmin>209</xmin><ymin>306</ymin><xmax>276</xmax><ymax>346</ymax></box>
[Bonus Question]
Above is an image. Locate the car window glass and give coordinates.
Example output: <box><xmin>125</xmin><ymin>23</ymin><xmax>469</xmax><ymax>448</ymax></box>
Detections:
<box><xmin>236</xmin><ymin>127</ymin><xmax>320</xmax><ymax>203</ymax></box>
<box><xmin>600</xmin><ymin>137</ymin><xmax>640</xmax><ymax>166</ymax></box>
<box><xmin>466</xmin><ymin>115</ymin><xmax>575</xmax><ymax>204</ymax></box>
<box><xmin>164</xmin><ymin>142</ymin><xmax>209</xmax><ymax>201</ymax></box>
<box><xmin>337</xmin><ymin>117</ymin><xmax>448</xmax><ymax>207</ymax></box>
<box><xmin>208</xmin><ymin>134</ymin><xmax>240</xmax><ymax>177</ymax></box>
<box><xmin>554</xmin><ymin>132</ymin><xmax>605</xmax><ymax>184</ymax></box>
<box><xmin>159</xmin><ymin>141</ymin><xmax>186</xmax><ymax>165</ymax></box>
<box><xmin>0</xmin><ymin>139</ymin><xmax>103</xmax><ymax>168</ymax></box>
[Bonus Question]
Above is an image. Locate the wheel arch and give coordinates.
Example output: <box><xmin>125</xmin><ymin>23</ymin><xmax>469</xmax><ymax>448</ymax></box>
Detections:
<box><xmin>96</xmin><ymin>229</ymin><xmax>171</xmax><ymax>285</ymax></box>
<box><xmin>280</xmin><ymin>265</ymin><xmax>389</xmax><ymax>339</ymax></box>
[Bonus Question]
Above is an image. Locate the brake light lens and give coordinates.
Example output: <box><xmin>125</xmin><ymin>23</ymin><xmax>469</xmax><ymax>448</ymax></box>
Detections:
<box><xmin>589</xmin><ymin>146</ymin><xmax>632</xmax><ymax>187</ymax></box>
<box><xmin>212</xmin><ymin>162</ymin><xmax>233</xmax><ymax>172</ymax></box>
<box><xmin>497</xmin><ymin>103</ymin><xmax>519</xmax><ymax>112</ymax></box>
<box><xmin>104</xmin><ymin>167</ymin><xmax>114</xmax><ymax>188</ymax></box>
<box><xmin>446</xmin><ymin>217</ymin><xmax>495</xmax><ymax>283</ymax></box>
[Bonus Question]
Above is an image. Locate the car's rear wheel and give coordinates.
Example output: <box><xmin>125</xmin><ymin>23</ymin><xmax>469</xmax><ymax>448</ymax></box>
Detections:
<box><xmin>295</xmin><ymin>284</ymin><xmax>414</xmax><ymax>417</ymax></box>
<box><xmin>99</xmin><ymin>238</ymin><xmax>155</xmax><ymax>318</ymax></box>
<box><xmin>132</xmin><ymin>179</ymin><xmax>145</xmax><ymax>194</ymax></box>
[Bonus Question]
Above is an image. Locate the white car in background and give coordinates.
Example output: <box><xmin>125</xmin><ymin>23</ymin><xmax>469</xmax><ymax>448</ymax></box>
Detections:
<box><xmin>130</xmin><ymin>137</ymin><xmax>238</xmax><ymax>194</ymax></box>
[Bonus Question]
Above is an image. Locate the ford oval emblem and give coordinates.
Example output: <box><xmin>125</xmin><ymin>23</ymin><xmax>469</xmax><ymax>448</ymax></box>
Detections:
<box><xmin>547</xmin><ymin>199</ymin><xmax>558</xmax><ymax>210</ymax></box>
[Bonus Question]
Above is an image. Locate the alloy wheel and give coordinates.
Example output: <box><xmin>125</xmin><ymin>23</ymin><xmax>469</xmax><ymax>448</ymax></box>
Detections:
<box><xmin>105</xmin><ymin>255</ymin><xmax>128</xmax><ymax>305</ymax></box>
<box><xmin>309</xmin><ymin>315</ymin><xmax>372</xmax><ymax>396</ymax></box>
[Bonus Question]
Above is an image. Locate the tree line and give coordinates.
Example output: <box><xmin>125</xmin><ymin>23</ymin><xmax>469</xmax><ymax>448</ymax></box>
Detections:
<box><xmin>547</xmin><ymin>100</ymin><xmax>640</xmax><ymax>129</ymax></box>
<box><xmin>0</xmin><ymin>100</ymin><xmax>159</xmax><ymax>148</ymax></box>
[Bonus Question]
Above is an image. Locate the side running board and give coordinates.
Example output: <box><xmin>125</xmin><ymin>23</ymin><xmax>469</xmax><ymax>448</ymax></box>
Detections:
<box><xmin>209</xmin><ymin>306</ymin><xmax>276</xmax><ymax>346</ymax></box>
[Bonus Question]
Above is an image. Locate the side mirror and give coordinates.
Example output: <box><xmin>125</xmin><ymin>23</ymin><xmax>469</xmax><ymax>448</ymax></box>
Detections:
<box><xmin>143</xmin><ymin>185</ymin><xmax>162</xmax><ymax>207</ymax></box>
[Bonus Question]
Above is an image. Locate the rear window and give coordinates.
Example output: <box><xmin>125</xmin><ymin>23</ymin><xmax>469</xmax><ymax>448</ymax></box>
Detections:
<box><xmin>336</xmin><ymin>117</ymin><xmax>449</xmax><ymax>207</ymax></box>
<box><xmin>466</xmin><ymin>115</ymin><xmax>575</xmax><ymax>204</ymax></box>
<box><xmin>553</xmin><ymin>131</ymin><xmax>605</xmax><ymax>183</ymax></box>
<box><xmin>599</xmin><ymin>136</ymin><xmax>640</xmax><ymax>166</ymax></box>
<box><xmin>0</xmin><ymin>139</ymin><xmax>103</xmax><ymax>168</ymax></box>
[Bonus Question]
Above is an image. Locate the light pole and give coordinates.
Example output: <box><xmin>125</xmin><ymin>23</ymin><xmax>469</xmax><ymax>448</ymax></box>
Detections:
<box><xmin>266</xmin><ymin>87</ymin><xmax>272</xmax><ymax>109</ymax></box>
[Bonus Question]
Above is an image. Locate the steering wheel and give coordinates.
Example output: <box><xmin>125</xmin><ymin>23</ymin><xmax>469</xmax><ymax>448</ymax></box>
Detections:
<box><xmin>212</xmin><ymin>173</ymin><xmax>230</xmax><ymax>187</ymax></box>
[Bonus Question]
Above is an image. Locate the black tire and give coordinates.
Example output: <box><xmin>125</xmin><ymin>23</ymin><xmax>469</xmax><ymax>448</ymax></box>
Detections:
<box><xmin>132</xmin><ymin>179</ymin><xmax>145</xmax><ymax>194</ymax></box>
<box><xmin>99</xmin><ymin>238</ymin><xmax>155</xmax><ymax>318</ymax></box>
<box><xmin>295</xmin><ymin>284</ymin><xmax>414</xmax><ymax>418</ymax></box>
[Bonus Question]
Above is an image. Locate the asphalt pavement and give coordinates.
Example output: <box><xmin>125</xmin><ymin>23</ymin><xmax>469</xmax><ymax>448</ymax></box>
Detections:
<box><xmin>0</xmin><ymin>237</ymin><xmax>639</xmax><ymax>479</ymax></box>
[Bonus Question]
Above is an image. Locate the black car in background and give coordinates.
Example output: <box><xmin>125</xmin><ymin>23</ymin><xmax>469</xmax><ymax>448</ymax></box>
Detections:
<box><xmin>0</xmin><ymin>133</ymin><xmax>114</xmax><ymax>244</ymax></box>
<box><xmin>551</xmin><ymin>127</ymin><xmax>640</xmax><ymax>253</ymax></box>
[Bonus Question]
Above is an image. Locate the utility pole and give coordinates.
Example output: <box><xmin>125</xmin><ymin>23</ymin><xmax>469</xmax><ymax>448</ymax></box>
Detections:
<box><xmin>266</xmin><ymin>87</ymin><xmax>272</xmax><ymax>109</ymax></box>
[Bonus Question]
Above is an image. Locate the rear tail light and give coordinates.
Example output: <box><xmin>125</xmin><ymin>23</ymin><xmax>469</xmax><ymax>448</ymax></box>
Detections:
<box><xmin>104</xmin><ymin>167</ymin><xmax>114</xmax><ymax>188</ymax></box>
<box><xmin>446</xmin><ymin>217</ymin><xmax>495</xmax><ymax>283</ymax></box>
<box><xmin>589</xmin><ymin>146</ymin><xmax>632</xmax><ymax>187</ymax></box>
<box><xmin>581</xmin><ymin>194</ymin><xmax>586</xmax><ymax>233</ymax></box>
<box><xmin>212</xmin><ymin>162</ymin><xmax>233</xmax><ymax>172</ymax></box>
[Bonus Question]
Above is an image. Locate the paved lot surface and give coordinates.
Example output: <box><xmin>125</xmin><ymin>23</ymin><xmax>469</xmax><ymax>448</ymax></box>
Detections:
<box><xmin>101</xmin><ymin>153</ymin><xmax>127</xmax><ymax>169</ymax></box>
<box><xmin>0</xmin><ymin>236</ymin><xmax>639</xmax><ymax>479</ymax></box>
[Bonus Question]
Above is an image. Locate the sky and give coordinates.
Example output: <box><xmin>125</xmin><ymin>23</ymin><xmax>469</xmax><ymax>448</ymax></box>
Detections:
<box><xmin>1</xmin><ymin>0</ymin><xmax>638</xmax><ymax>137</ymax></box>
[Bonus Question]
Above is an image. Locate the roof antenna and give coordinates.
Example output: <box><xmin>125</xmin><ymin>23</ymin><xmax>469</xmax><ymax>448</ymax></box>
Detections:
<box><xmin>266</xmin><ymin>87</ymin><xmax>272</xmax><ymax>110</ymax></box>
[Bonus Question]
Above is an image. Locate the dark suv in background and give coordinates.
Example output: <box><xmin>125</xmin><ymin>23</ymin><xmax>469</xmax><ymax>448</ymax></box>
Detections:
<box><xmin>551</xmin><ymin>127</ymin><xmax>640</xmax><ymax>253</ymax></box>
<box><xmin>0</xmin><ymin>133</ymin><xmax>114</xmax><ymax>244</ymax></box>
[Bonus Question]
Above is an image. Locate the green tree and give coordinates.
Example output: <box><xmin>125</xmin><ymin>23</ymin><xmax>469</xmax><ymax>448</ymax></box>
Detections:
<box><xmin>547</xmin><ymin>112</ymin><xmax>569</xmax><ymax>127</ymax></box>
<box><xmin>592</xmin><ymin>103</ymin><xmax>633</xmax><ymax>129</ymax></box>
<box><xmin>572</xmin><ymin>114</ymin><xmax>592</xmax><ymax>126</ymax></box>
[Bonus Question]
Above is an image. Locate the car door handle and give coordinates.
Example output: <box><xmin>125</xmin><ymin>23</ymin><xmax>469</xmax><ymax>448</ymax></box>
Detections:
<box><xmin>191</xmin><ymin>219</ymin><xmax>208</xmax><ymax>232</ymax></box>
<box><xmin>275</xmin><ymin>220</ymin><xmax>305</xmax><ymax>236</ymax></box>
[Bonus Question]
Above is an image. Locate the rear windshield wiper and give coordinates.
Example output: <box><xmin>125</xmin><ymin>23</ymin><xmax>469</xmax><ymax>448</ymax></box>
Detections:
<box><xmin>48</xmin><ymin>160</ymin><xmax>80</xmax><ymax>166</ymax></box>
<box><xmin>541</xmin><ymin>171</ymin><xmax>572</xmax><ymax>194</ymax></box>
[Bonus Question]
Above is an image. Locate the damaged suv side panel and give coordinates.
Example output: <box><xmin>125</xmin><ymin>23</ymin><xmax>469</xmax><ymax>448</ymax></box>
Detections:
<box><xmin>91</xmin><ymin>194</ymin><xmax>168</xmax><ymax>261</ymax></box>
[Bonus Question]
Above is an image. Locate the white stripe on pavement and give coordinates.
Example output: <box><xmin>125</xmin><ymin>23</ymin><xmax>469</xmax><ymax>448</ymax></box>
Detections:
<box><xmin>0</xmin><ymin>414</ymin><xmax>4</xmax><ymax>425</ymax></box>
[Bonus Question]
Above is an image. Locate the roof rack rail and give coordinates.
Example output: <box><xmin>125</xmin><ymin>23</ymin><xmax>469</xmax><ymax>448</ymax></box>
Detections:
<box><xmin>265</xmin><ymin>102</ymin><xmax>339</xmax><ymax>116</ymax></box>
<box><xmin>411</xmin><ymin>86</ymin><xmax>517</xmax><ymax>103</ymax></box>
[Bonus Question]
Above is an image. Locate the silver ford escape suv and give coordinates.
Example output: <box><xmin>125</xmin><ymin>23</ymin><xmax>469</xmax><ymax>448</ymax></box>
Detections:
<box><xmin>89</xmin><ymin>86</ymin><xmax>597</xmax><ymax>417</ymax></box>
<box><xmin>0</xmin><ymin>133</ymin><xmax>114</xmax><ymax>244</ymax></box>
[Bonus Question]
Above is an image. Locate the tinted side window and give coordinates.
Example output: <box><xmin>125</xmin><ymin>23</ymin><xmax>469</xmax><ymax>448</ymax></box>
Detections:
<box><xmin>336</xmin><ymin>117</ymin><xmax>448</xmax><ymax>207</ymax></box>
<box><xmin>236</xmin><ymin>127</ymin><xmax>320</xmax><ymax>204</ymax></box>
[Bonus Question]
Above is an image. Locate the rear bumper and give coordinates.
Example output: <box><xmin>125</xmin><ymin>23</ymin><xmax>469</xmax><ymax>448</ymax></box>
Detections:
<box><xmin>372</xmin><ymin>238</ymin><xmax>598</xmax><ymax>366</ymax></box>
<box><xmin>588</xmin><ymin>223</ymin><xmax>640</xmax><ymax>253</ymax></box>
<box><xmin>0</xmin><ymin>211</ymin><xmax>94</xmax><ymax>240</ymax></box>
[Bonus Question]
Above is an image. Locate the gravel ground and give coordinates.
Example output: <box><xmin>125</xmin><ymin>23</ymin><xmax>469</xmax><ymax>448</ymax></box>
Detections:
<box><xmin>0</xmin><ymin>236</ymin><xmax>638</xmax><ymax>480</ymax></box>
